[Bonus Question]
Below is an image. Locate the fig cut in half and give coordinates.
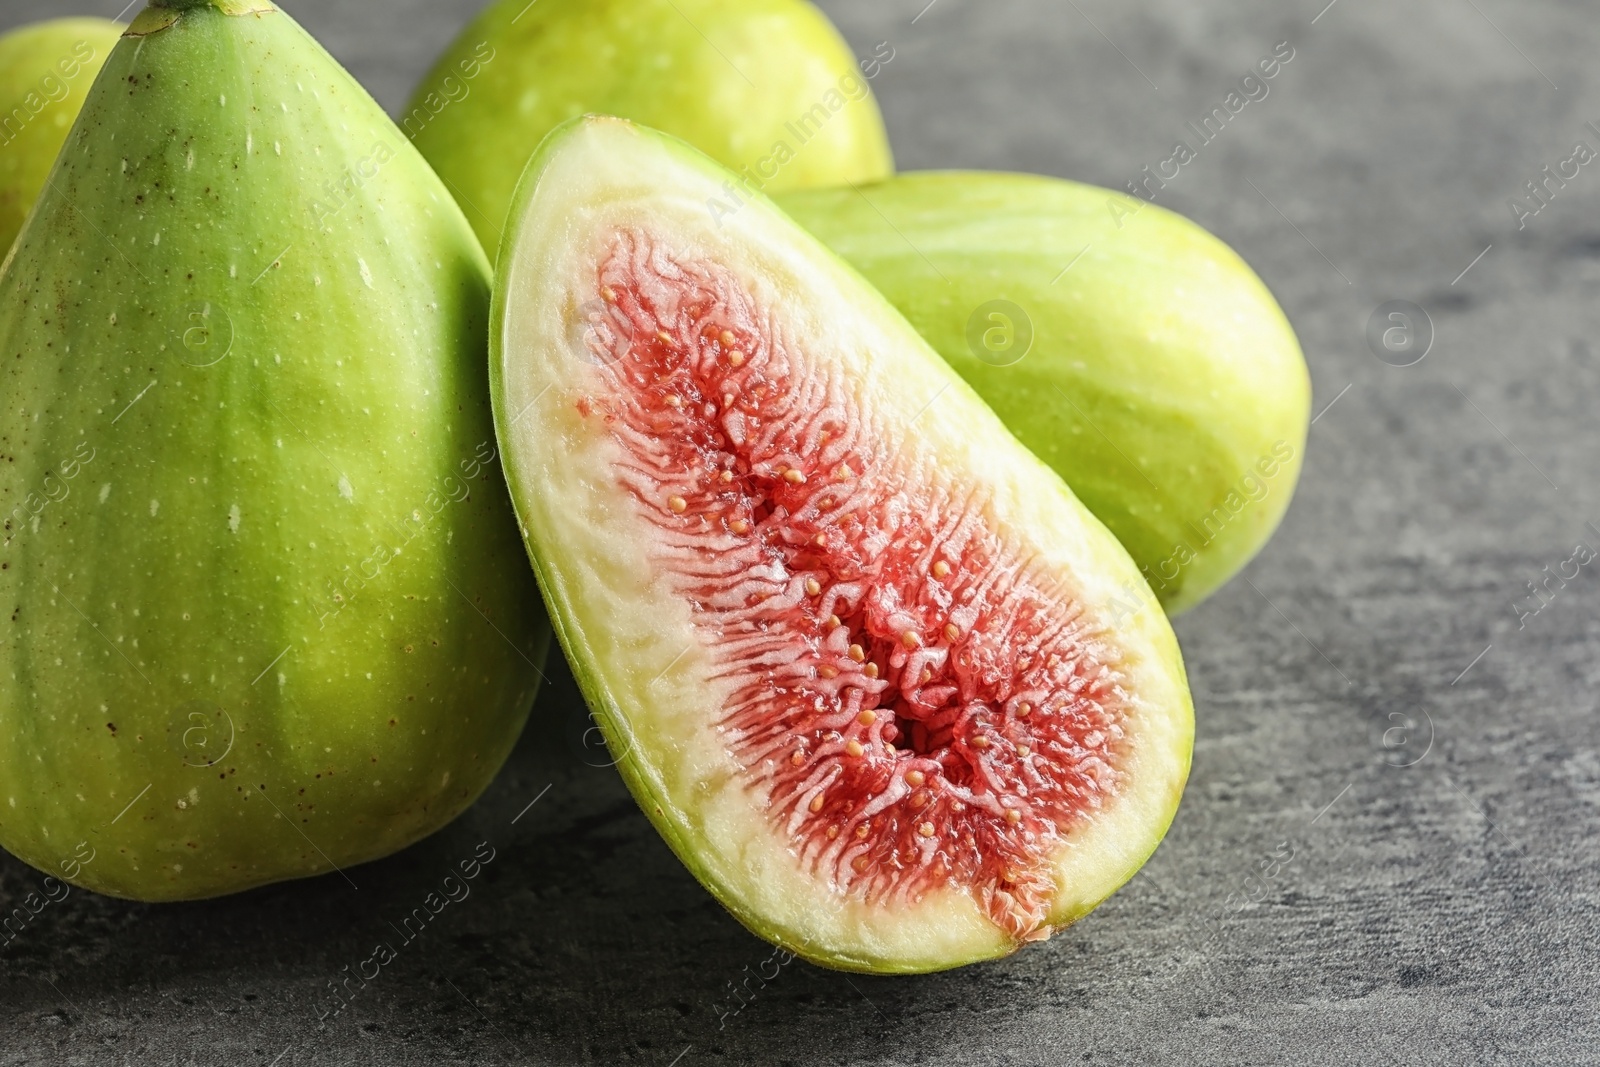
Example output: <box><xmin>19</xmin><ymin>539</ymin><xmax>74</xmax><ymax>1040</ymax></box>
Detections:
<box><xmin>492</xmin><ymin>118</ymin><xmax>1193</xmax><ymax>973</ymax></box>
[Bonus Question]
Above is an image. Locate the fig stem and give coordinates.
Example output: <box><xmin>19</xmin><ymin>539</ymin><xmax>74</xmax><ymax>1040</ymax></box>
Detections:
<box><xmin>149</xmin><ymin>0</ymin><xmax>276</xmax><ymax>12</ymax></box>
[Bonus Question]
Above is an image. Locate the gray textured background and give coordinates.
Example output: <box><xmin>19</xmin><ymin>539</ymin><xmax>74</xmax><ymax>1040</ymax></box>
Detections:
<box><xmin>1</xmin><ymin>0</ymin><xmax>1596</xmax><ymax>1063</ymax></box>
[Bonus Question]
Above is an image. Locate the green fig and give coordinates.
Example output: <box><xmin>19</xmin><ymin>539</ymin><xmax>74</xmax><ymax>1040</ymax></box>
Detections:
<box><xmin>0</xmin><ymin>17</ymin><xmax>123</xmax><ymax>255</ymax></box>
<box><xmin>491</xmin><ymin>118</ymin><xmax>1192</xmax><ymax>973</ymax></box>
<box><xmin>778</xmin><ymin>173</ymin><xmax>1311</xmax><ymax>615</ymax></box>
<box><xmin>0</xmin><ymin>0</ymin><xmax>548</xmax><ymax>902</ymax></box>
<box><xmin>407</xmin><ymin>0</ymin><xmax>894</xmax><ymax>255</ymax></box>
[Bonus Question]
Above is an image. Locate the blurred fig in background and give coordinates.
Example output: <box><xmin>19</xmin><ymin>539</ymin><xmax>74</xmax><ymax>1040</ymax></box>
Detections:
<box><xmin>407</xmin><ymin>0</ymin><xmax>894</xmax><ymax>255</ymax></box>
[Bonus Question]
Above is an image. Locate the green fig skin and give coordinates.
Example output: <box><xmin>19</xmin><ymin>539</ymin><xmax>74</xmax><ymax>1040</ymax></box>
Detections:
<box><xmin>0</xmin><ymin>17</ymin><xmax>123</xmax><ymax>255</ymax></box>
<box><xmin>778</xmin><ymin>174</ymin><xmax>1311</xmax><ymax>615</ymax></box>
<box><xmin>406</xmin><ymin>0</ymin><xmax>894</xmax><ymax>256</ymax></box>
<box><xmin>0</xmin><ymin>2</ymin><xmax>548</xmax><ymax>902</ymax></box>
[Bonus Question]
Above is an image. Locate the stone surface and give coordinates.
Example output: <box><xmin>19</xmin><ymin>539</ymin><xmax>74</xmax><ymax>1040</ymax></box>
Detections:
<box><xmin>0</xmin><ymin>0</ymin><xmax>1596</xmax><ymax>1064</ymax></box>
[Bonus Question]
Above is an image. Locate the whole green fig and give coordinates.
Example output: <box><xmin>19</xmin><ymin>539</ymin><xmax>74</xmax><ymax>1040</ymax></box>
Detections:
<box><xmin>406</xmin><ymin>0</ymin><xmax>894</xmax><ymax>255</ymax></box>
<box><xmin>779</xmin><ymin>173</ymin><xmax>1311</xmax><ymax>614</ymax></box>
<box><xmin>0</xmin><ymin>0</ymin><xmax>548</xmax><ymax>901</ymax></box>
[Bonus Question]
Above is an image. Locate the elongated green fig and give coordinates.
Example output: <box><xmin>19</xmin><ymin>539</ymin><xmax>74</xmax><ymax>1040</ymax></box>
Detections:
<box><xmin>778</xmin><ymin>174</ymin><xmax>1311</xmax><ymax>615</ymax></box>
<box><xmin>492</xmin><ymin>118</ymin><xmax>1192</xmax><ymax>973</ymax></box>
<box><xmin>0</xmin><ymin>1</ymin><xmax>548</xmax><ymax>901</ymax></box>
<box><xmin>0</xmin><ymin>17</ymin><xmax>122</xmax><ymax>254</ymax></box>
<box><xmin>407</xmin><ymin>0</ymin><xmax>893</xmax><ymax>255</ymax></box>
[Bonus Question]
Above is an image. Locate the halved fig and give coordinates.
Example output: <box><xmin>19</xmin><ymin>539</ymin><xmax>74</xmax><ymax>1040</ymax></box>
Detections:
<box><xmin>491</xmin><ymin>117</ymin><xmax>1194</xmax><ymax>973</ymax></box>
